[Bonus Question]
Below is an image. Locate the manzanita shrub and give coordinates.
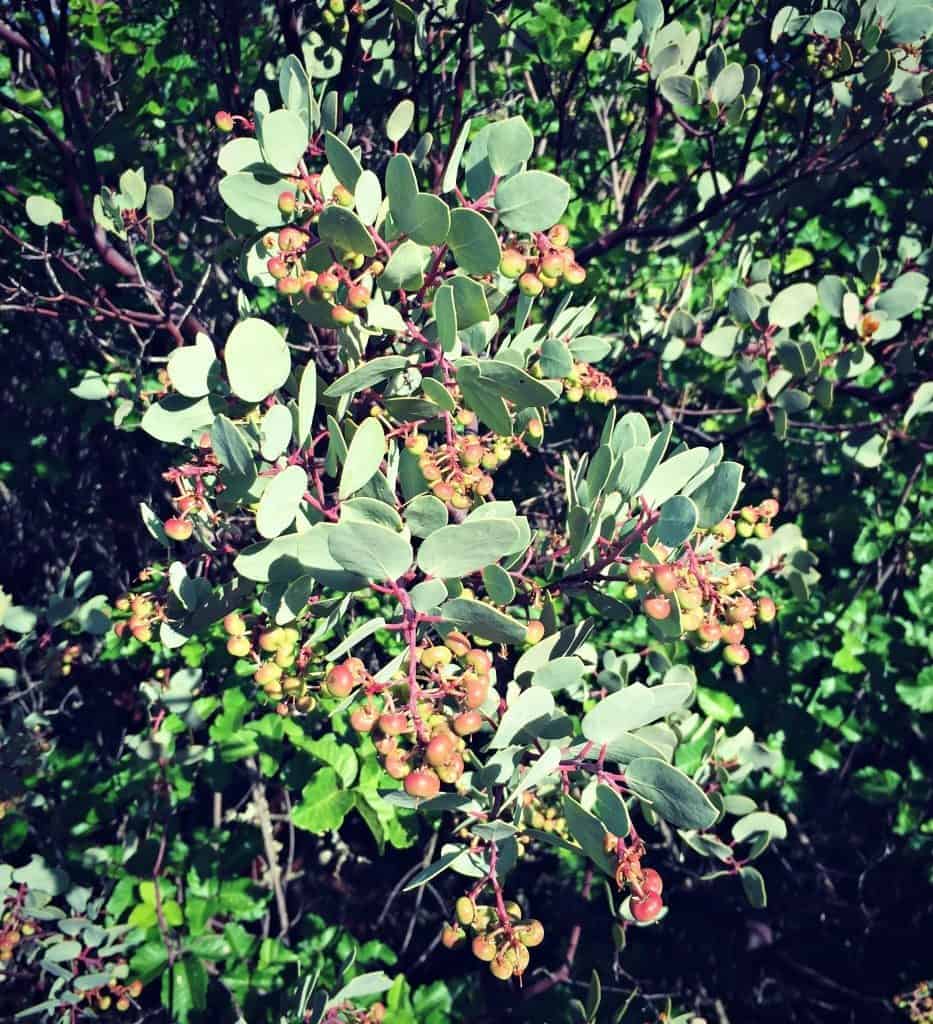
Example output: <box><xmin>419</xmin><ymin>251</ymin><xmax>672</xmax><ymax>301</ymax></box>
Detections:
<box><xmin>2</xmin><ymin>0</ymin><xmax>931</xmax><ymax>1021</ymax></box>
<box><xmin>124</xmin><ymin>50</ymin><xmax>795</xmax><ymax>994</ymax></box>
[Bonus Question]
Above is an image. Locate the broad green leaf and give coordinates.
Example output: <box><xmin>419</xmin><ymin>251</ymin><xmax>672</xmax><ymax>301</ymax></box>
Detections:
<box><xmin>625</xmin><ymin>757</ymin><xmax>718</xmax><ymax>830</ymax></box>
<box><xmin>224</xmin><ymin>318</ymin><xmax>291</xmax><ymax>402</ymax></box>
<box><xmin>447</xmin><ymin>208</ymin><xmax>501</xmax><ymax>274</ymax></box>
<box><xmin>768</xmin><ymin>282</ymin><xmax>818</xmax><ymax>328</ymax></box>
<box><xmin>211</xmin><ymin>415</ymin><xmax>255</xmax><ymax>479</ymax></box>
<box><xmin>234</xmin><ymin>525</ymin><xmax>367</xmax><ymax>589</ymax></box>
<box><xmin>582</xmin><ymin>683</ymin><xmax>693</xmax><ymax>743</ymax></box>
<box><xmin>327</xmin><ymin>522</ymin><xmax>413</xmax><ymax>581</ymax></box>
<box><xmin>486</xmin><ymin>116</ymin><xmax>533</xmax><ymax>174</ymax></box>
<box><xmin>379</xmin><ymin>240</ymin><xmax>431</xmax><ymax>291</ymax></box>
<box><xmin>594</xmin><ymin>784</ymin><xmax>631</xmax><ymax>837</ymax></box>
<box><xmin>434</xmin><ymin>283</ymin><xmax>458</xmax><ymax>350</ymax></box>
<box><xmin>687</xmin><ymin>461</ymin><xmax>743</xmax><ymax>528</ymax></box>
<box><xmin>639</xmin><ymin>447</ymin><xmax>709</xmax><ymax>506</ymax></box>
<box><xmin>146</xmin><ymin>184</ymin><xmax>174</xmax><ymax>221</ymax></box>
<box><xmin>417</xmin><ymin>518</ymin><xmax>521</xmax><ymax>577</ymax></box>
<box><xmin>658</xmin><ymin>73</ymin><xmax>697</xmax><ymax>106</ymax></box>
<box><xmin>25</xmin><ymin>195</ymin><xmax>63</xmax><ymax>226</ymax></box>
<box><xmin>141</xmin><ymin>395</ymin><xmax>216</xmax><ymax>444</ymax></box>
<box><xmin>494</xmin><ymin>171</ymin><xmax>570</xmax><ymax>232</ymax></box>
<box><xmin>256</xmin><ymin>465</ymin><xmax>307</xmax><ymax>538</ymax></box>
<box><xmin>355</xmin><ymin>169</ymin><xmax>382</xmax><ymax>225</ymax></box>
<box><xmin>167</xmin><ymin>334</ymin><xmax>217</xmax><ymax>398</ymax></box>
<box><xmin>324</xmin><ymin>356</ymin><xmax>409</xmax><ymax>398</ymax></box>
<box><xmin>324</xmin><ymin>131</ymin><xmax>363</xmax><ymax>190</ymax></box>
<box><xmin>292</xmin><ymin>768</ymin><xmax>354</xmax><ymax>832</ymax></box>
<box><xmin>386</xmin><ymin>99</ymin><xmax>415</xmax><ymax>141</ymax></box>
<box><xmin>258</xmin><ymin>108</ymin><xmax>308</xmax><ymax>173</ymax></box>
<box><xmin>489</xmin><ymin>686</ymin><xmax>555</xmax><ymax>748</ymax></box>
<box><xmin>531</xmin><ymin>656</ymin><xmax>585</xmax><ymax>692</ymax></box>
<box><xmin>339</xmin><ymin>417</ymin><xmax>386</xmax><ymax>498</ymax></box>
<box><xmin>562</xmin><ymin>796</ymin><xmax>614</xmax><ymax>874</ymax></box>
<box><xmin>876</xmin><ymin>271</ymin><xmax>928</xmax><ymax>318</ymax></box>
<box><xmin>654</xmin><ymin>494</ymin><xmax>698</xmax><ymax>546</ymax></box>
<box><xmin>732</xmin><ymin>811</ymin><xmax>787</xmax><ymax>843</ymax></box>
<box><xmin>439</xmin><ymin>597</ymin><xmax>526</xmax><ymax>644</ymax></box>
<box><xmin>739</xmin><ymin>865</ymin><xmax>767</xmax><ymax>907</ymax></box>
<box><xmin>482</xmin><ymin>563</ymin><xmax>516</xmax><ymax>604</ymax></box>
<box><xmin>318</xmin><ymin>205</ymin><xmax>376</xmax><ymax>256</ymax></box>
<box><xmin>218</xmin><ymin>171</ymin><xmax>285</xmax><ymax>226</ymax></box>
<box><xmin>404</xmin><ymin>494</ymin><xmax>448</xmax><ymax>538</ymax></box>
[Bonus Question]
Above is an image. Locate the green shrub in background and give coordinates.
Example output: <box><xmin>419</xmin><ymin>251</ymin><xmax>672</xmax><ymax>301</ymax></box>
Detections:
<box><xmin>0</xmin><ymin>1</ymin><xmax>929</xmax><ymax>1022</ymax></box>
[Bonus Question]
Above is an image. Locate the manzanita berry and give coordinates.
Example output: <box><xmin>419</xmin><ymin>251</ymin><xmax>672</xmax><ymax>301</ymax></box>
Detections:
<box><xmin>404</xmin><ymin>768</ymin><xmax>440</xmax><ymax>799</ymax></box>
<box><xmin>347</xmin><ymin>284</ymin><xmax>371</xmax><ymax>309</ymax></box>
<box><xmin>643</xmin><ymin>596</ymin><xmax>672</xmax><ymax>620</ymax></box>
<box><xmin>723</xmin><ymin>643</ymin><xmax>750</xmax><ymax>666</ymax></box>
<box><xmin>453</xmin><ymin>710</ymin><xmax>482</xmax><ymax>735</ymax></box>
<box><xmin>524</xmin><ymin>620</ymin><xmax>545</xmax><ymax>645</ymax></box>
<box><xmin>331</xmin><ymin>304</ymin><xmax>356</xmax><ymax>326</ymax></box>
<box><xmin>499</xmin><ymin>248</ymin><xmax>527</xmax><ymax>278</ymax></box>
<box><xmin>425</xmin><ymin>732</ymin><xmax>455</xmax><ymax>767</ymax></box>
<box><xmin>324</xmin><ymin>663</ymin><xmax>356</xmax><ymax>697</ymax></box>
<box><xmin>631</xmin><ymin>892</ymin><xmax>663</xmax><ymax>923</ymax></box>
<box><xmin>214</xmin><ymin>110</ymin><xmax>234</xmax><ymax>132</ymax></box>
<box><xmin>757</xmin><ymin>596</ymin><xmax>777</xmax><ymax>622</ymax></box>
<box><xmin>163</xmin><ymin>517</ymin><xmax>193</xmax><ymax>541</ymax></box>
<box><xmin>277</xmin><ymin>191</ymin><xmax>297</xmax><ymax>215</ymax></box>
<box><xmin>642</xmin><ymin>868</ymin><xmax>663</xmax><ymax>895</ymax></box>
<box><xmin>518</xmin><ymin>272</ymin><xmax>544</xmax><ymax>297</ymax></box>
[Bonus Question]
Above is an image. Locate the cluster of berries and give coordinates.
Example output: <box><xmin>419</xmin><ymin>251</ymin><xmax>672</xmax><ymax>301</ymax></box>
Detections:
<box><xmin>721</xmin><ymin>497</ymin><xmax>779</xmax><ymax>541</ymax></box>
<box><xmin>76</xmin><ymin>976</ymin><xmax>143</xmax><ymax>1014</ymax></box>
<box><xmin>406</xmin><ymin>427</ymin><xmax>532</xmax><ymax>510</ymax></box>
<box><xmin>0</xmin><ymin>909</ymin><xmax>35</xmax><ymax>963</ymax></box>
<box><xmin>561</xmin><ymin>361</ymin><xmax>617</xmax><ymax>405</ymax></box>
<box><xmin>223</xmin><ymin>616</ymin><xmax>317</xmax><ymax>714</ymax></box>
<box><xmin>113</xmin><ymin>593</ymin><xmax>160</xmax><ymax>644</ymax></box>
<box><xmin>621</xmin><ymin>500</ymin><xmax>782</xmax><ymax>666</ymax></box>
<box><xmin>340</xmin><ymin>636</ymin><xmax>497</xmax><ymax>796</ymax></box>
<box><xmin>520</xmin><ymin>791</ymin><xmax>569</xmax><ymax>839</ymax></box>
<box><xmin>264</xmin><ymin>222</ymin><xmax>375</xmax><ymax>326</ymax></box>
<box><xmin>499</xmin><ymin>224</ymin><xmax>587</xmax><ymax>296</ymax></box>
<box><xmin>606</xmin><ymin>834</ymin><xmax>665</xmax><ymax>924</ymax></box>
<box><xmin>444</xmin><ymin>897</ymin><xmax>544</xmax><ymax>981</ymax></box>
<box><xmin>894</xmin><ymin>981</ymin><xmax>933</xmax><ymax>1024</ymax></box>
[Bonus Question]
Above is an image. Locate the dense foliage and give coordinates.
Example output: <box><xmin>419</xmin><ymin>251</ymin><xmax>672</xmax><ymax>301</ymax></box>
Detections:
<box><xmin>0</xmin><ymin>2</ymin><xmax>930</xmax><ymax>1023</ymax></box>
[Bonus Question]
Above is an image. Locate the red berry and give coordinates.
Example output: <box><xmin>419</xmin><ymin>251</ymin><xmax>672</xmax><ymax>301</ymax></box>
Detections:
<box><xmin>324</xmin><ymin>663</ymin><xmax>356</xmax><ymax>698</ymax></box>
<box><xmin>643</xmin><ymin>596</ymin><xmax>671</xmax><ymax>620</ymax></box>
<box><xmin>278</xmin><ymin>191</ymin><xmax>297</xmax><ymax>215</ymax></box>
<box><xmin>631</xmin><ymin>892</ymin><xmax>663</xmax><ymax>923</ymax></box>
<box><xmin>642</xmin><ymin>868</ymin><xmax>663</xmax><ymax>895</ymax></box>
<box><xmin>164</xmin><ymin>517</ymin><xmax>193</xmax><ymax>541</ymax></box>
<box><xmin>331</xmin><ymin>304</ymin><xmax>356</xmax><ymax>326</ymax></box>
<box><xmin>723</xmin><ymin>643</ymin><xmax>750</xmax><ymax>666</ymax></box>
<box><xmin>425</xmin><ymin>733</ymin><xmax>455</xmax><ymax>767</ymax></box>
<box><xmin>405</xmin><ymin>769</ymin><xmax>440</xmax><ymax>799</ymax></box>
<box><xmin>453</xmin><ymin>711</ymin><xmax>482</xmax><ymax>736</ymax></box>
<box><xmin>378</xmin><ymin>712</ymin><xmax>409</xmax><ymax>736</ymax></box>
<box><xmin>214</xmin><ymin>110</ymin><xmax>234</xmax><ymax>132</ymax></box>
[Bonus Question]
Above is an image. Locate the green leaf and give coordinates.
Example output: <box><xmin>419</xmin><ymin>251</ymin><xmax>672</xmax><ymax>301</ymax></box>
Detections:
<box><xmin>234</xmin><ymin>525</ymin><xmax>367</xmax><ymax>589</ymax></box>
<box><xmin>594</xmin><ymin>784</ymin><xmax>631</xmax><ymax>837</ymax></box>
<box><xmin>876</xmin><ymin>271</ymin><xmax>928</xmax><ymax>318</ymax></box>
<box><xmin>653</xmin><ymin>494</ymin><xmax>698</xmax><ymax>546</ymax></box>
<box><xmin>164</xmin><ymin>957</ymin><xmax>207</xmax><ymax>1023</ymax></box>
<box><xmin>582</xmin><ymin>683</ymin><xmax>693</xmax><ymax>743</ymax></box>
<box><xmin>442</xmin><ymin>118</ymin><xmax>473</xmax><ymax>193</ymax></box>
<box><xmin>490</xmin><ymin>686</ymin><xmax>555</xmax><ymax>748</ymax></box>
<box><xmin>219</xmin><ymin>171</ymin><xmax>285</xmax><ymax>226</ymax></box>
<box><xmin>324</xmin><ymin>131</ymin><xmax>363</xmax><ymax>190</ymax></box>
<box><xmin>318</xmin><ymin>205</ymin><xmax>377</xmax><ymax>257</ymax></box>
<box><xmin>327</xmin><ymin>522</ymin><xmax>413</xmax><ymax>581</ymax></box>
<box><xmin>472</xmin><ymin>359</ymin><xmax>560</xmax><ymax>409</ymax></box>
<box><xmin>339</xmin><ymin>417</ymin><xmax>386</xmax><ymax>498</ymax></box>
<box><xmin>438</xmin><ymin>597</ymin><xmax>527</xmax><ymax>644</ymax></box>
<box><xmin>224</xmin><ymin>318</ymin><xmax>291</xmax><ymax>403</ymax></box>
<box><xmin>141</xmin><ymin>395</ymin><xmax>216</xmax><ymax>444</ymax></box>
<box><xmin>212</xmin><ymin>415</ymin><xmax>255</xmax><ymax>479</ymax></box>
<box><xmin>768</xmin><ymin>282</ymin><xmax>818</xmax><ymax>328</ymax></box>
<box><xmin>739</xmin><ymin>865</ymin><xmax>767</xmax><ymax>908</ymax></box>
<box><xmin>386</xmin><ymin>99</ymin><xmax>415</xmax><ymax>141</ymax></box>
<box><xmin>167</xmin><ymin>334</ymin><xmax>217</xmax><ymax>398</ymax></box>
<box><xmin>146</xmin><ymin>184</ymin><xmax>174</xmax><ymax>221</ymax></box>
<box><xmin>258</xmin><ymin>108</ymin><xmax>308</xmax><ymax>173</ymax></box>
<box><xmin>686</xmin><ymin>461</ymin><xmax>743</xmax><ymax>528</ymax></box>
<box><xmin>401</xmin><ymin>849</ymin><xmax>464</xmax><ymax>892</ymax></box>
<box><xmin>625</xmin><ymin>757</ymin><xmax>717</xmax><ymax>830</ymax></box>
<box><xmin>404</xmin><ymin>494</ymin><xmax>448</xmax><ymax>538</ymax></box>
<box><xmin>293</xmin><ymin>768</ymin><xmax>355</xmax><ymax>832</ymax></box>
<box><xmin>639</xmin><ymin>447</ymin><xmax>709</xmax><ymax>506</ymax></box>
<box><xmin>486</xmin><ymin>116</ymin><xmax>534</xmax><ymax>174</ymax></box>
<box><xmin>297</xmin><ymin>361</ymin><xmax>317</xmax><ymax>446</ymax></box>
<box><xmin>483</xmin><ymin>563</ymin><xmax>516</xmax><ymax>604</ymax></box>
<box><xmin>447</xmin><ymin>208</ymin><xmax>501</xmax><ymax>274</ymax></box>
<box><xmin>380</xmin><ymin>239</ymin><xmax>431</xmax><ymax>291</ymax></box>
<box><xmin>119</xmin><ymin>168</ymin><xmax>147</xmax><ymax>208</ymax></box>
<box><xmin>658</xmin><ymin>73</ymin><xmax>697</xmax><ymax>106</ymax></box>
<box><xmin>355</xmin><ymin>169</ymin><xmax>382</xmax><ymax>225</ymax></box>
<box><xmin>494</xmin><ymin>171</ymin><xmax>570</xmax><ymax>232</ymax></box>
<box><xmin>732</xmin><ymin>811</ymin><xmax>787</xmax><ymax>843</ymax></box>
<box><xmin>25</xmin><ymin>195</ymin><xmax>63</xmax><ymax>227</ymax></box>
<box><xmin>728</xmin><ymin>286</ymin><xmax>761</xmax><ymax>323</ymax></box>
<box><xmin>562</xmin><ymin>796</ymin><xmax>614</xmax><ymax>875</ymax></box>
<box><xmin>458</xmin><ymin>371</ymin><xmax>511</xmax><ymax>435</ymax></box>
<box><xmin>417</xmin><ymin>519</ymin><xmax>522</xmax><ymax>577</ymax></box>
<box><xmin>451</xmin><ymin>277</ymin><xmax>491</xmax><ymax>329</ymax></box>
<box><xmin>324</xmin><ymin>356</ymin><xmax>409</xmax><ymax>398</ymax></box>
<box><xmin>256</xmin><ymin>466</ymin><xmax>307</xmax><ymax>538</ymax></box>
